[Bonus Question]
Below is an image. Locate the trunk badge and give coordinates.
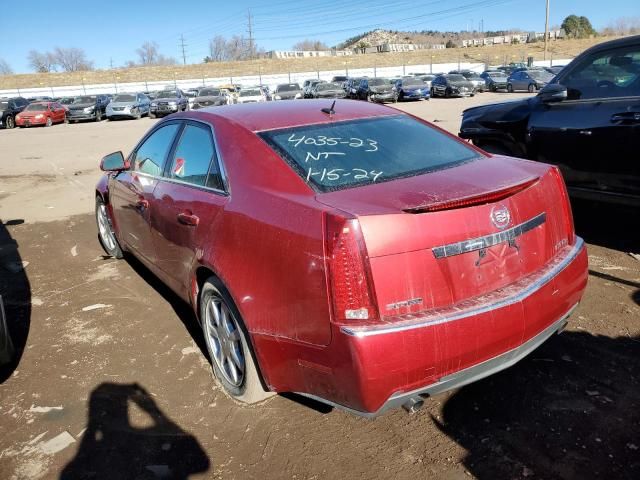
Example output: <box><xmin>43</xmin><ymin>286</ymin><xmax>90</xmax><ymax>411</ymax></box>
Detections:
<box><xmin>490</xmin><ymin>205</ymin><xmax>511</xmax><ymax>230</ymax></box>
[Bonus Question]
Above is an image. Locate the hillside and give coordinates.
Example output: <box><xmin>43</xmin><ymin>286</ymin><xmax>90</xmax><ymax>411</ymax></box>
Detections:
<box><xmin>0</xmin><ymin>36</ymin><xmax>619</xmax><ymax>91</ymax></box>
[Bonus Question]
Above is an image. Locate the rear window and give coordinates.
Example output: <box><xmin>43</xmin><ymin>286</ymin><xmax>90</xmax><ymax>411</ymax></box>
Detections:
<box><xmin>260</xmin><ymin>115</ymin><xmax>480</xmax><ymax>192</ymax></box>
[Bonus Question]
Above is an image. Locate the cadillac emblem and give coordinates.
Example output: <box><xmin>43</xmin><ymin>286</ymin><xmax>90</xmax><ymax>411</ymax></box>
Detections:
<box><xmin>490</xmin><ymin>205</ymin><xmax>511</xmax><ymax>230</ymax></box>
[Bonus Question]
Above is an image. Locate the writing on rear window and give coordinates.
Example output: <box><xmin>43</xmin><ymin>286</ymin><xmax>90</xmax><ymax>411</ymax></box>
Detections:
<box><xmin>260</xmin><ymin>115</ymin><xmax>480</xmax><ymax>192</ymax></box>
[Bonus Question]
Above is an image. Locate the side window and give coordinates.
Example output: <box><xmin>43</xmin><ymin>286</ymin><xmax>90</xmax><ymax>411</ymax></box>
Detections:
<box><xmin>168</xmin><ymin>124</ymin><xmax>223</xmax><ymax>190</ymax></box>
<box><xmin>132</xmin><ymin>123</ymin><xmax>180</xmax><ymax>177</ymax></box>
<box><xmin>562</xmin><ymin>46</ymin><xmax>640</xmax><ymax>100</ymax></box>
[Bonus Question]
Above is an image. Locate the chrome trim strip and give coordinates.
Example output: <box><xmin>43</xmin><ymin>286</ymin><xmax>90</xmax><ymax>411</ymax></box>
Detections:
<box><xmin>300</xmin><ymin>303</ymin><xmax>577</xmax><ymax>418</ymax></box>
<box><xmin>341</xmin><ymin>236</ymin><xmax>584</xmax><ymax>338</ymax></box>
<box><xmin>432</xmin><ymin>213</ymin><xmax>546</xmax><ymax>259</ymax></box>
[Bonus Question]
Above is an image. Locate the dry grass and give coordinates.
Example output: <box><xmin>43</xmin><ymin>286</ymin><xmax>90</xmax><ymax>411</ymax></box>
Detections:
<box><xmin>0</xmin><ymin>36</ymin><xmax>619</xmax><ymax>90</ymax></box>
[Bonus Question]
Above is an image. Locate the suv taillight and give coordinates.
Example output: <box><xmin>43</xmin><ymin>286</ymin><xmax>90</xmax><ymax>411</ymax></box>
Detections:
<box><xmin>324</xmin><ymin>213</ymin><xmax>378</xmax><ymax>323</ymax></box>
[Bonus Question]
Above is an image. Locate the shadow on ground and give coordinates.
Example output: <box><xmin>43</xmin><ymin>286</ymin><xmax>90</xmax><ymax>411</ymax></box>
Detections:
<box><xmin>61</xmin><ymin>382</ymin><xmax>210</xmax><ymax>479</ymax></box>
<box><xmin>0</xmin><ymin>219</ymin><xmax>31</xmax><ymax>382</ymax></box>
<box><xmin>572</xmin><ymin>199</ymin><xmax>640</xmax><ymax>252</ymax></box>
<box><xmin>434</xmin><ymin>330</ymin><xmax>640</xmax><ymax>479</ymax></box>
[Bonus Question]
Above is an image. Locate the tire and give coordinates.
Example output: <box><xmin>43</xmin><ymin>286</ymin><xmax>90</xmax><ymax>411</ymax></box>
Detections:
<box><xmin>200</xmin><ymin>277</ymin><xmax>273</xmax><ymax>404</ymax></box>
<box><xmin>5</xmin><ymin>115</ymin><xmax>15</xmax><ymax>129</ymax></box>
<box><xmin>45</xmin><ymin>117</ymin><xmax>52</xmax><ymax>127</ymax></box>
<box><xmin>507</xmin><ymin>84</ymin><xmax>514</xmax><ymax>93</ymax></box>
<box><xmin>149</xmin><ymin>112</ymin><xmax>156</xmax><ymax>119</ymax></box>
<box><xmin>133</xmin><ymin>108</ymin><xmax>141</xmax><ymax>120</ymax></box>
<box><xmin>430</xmin><ymin>87</ymin><xmax>435</xmax><ymax>97</ymax></box>
<box><xmin>444</xmin><ymin>88</ymin><xmax>450</xmax><ymax>98</ymax></box>
<box><xmin>94</xmin><ymin>111</ymin><xmax>101</xmax><ymax>122</ymax></box>
<box><xmin>490</xmin><ymin>84</ymin><xmax>497</xmax><ymax>92</ymax></box>
<box><xmin>528</xmin><ymin>83</ymin><xmax>536</xmax><ymax>93</ymax></box>
<box><xmin>96</xmin><ymin>196</ymin><xmax>123</xmax><ymax>259</ymax></box>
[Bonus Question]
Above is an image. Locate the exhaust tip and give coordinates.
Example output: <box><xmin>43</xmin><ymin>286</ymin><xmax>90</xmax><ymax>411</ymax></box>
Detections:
<box><xmin>402</xmin><ymin>396</ymin><xmax>425</xmax><ymax>414</ymax></box>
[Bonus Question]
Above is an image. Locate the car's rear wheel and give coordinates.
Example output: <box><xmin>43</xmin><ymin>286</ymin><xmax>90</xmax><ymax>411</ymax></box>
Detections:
<box><xmin>5</xmin><ymin>115</ymin><xmax>15</xmax><ymax>129</ymax></box>
<box><xmin>507</xmin><ymin>84</ymin><xmax>514</xmax><ymax>93</ymax></box>
<box><xmin>200</xmin><ymin>277</ymin><xmax>273</xmax><ymax>404</ymax></box>
<box><xmin>95</xmin><ymin>196</ymin><xmax>123</xmax><ymax>259</ymax></box>
<box><xmin>149</xmin><ymin>112</ymin><xmax>156</xmax><ymax>119</ymax></box>
<box><xmin>45</xmin><ymin>117</ymin><xmax>52</xmax><ymax>127</ymax></box>
<box><xmin>133</xmin><ymin>108</ymin><xmax>141</xmax><ymax>120</ymax></box>
<box><xmin>528</xmin><ymin>84</ymin><xmax>536</xmax><ymax>93</ymax></box>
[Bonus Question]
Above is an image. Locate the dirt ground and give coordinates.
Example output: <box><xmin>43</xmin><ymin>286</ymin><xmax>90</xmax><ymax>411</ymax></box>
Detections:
<box><xmin>0</xmin><ymin>94</ymin><xmax>638</xmax><ymax>480</ymax></box>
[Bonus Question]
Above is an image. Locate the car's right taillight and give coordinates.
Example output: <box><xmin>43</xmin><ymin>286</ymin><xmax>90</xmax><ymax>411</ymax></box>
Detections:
<box><xmin>549</xmin><ymin>166</ymin><xmax>576</xmax><ymax>245</ymax></box>
<box><xmin>324</xmin><ymin>213</ymin><xmax>378</xmax><ymax>324</ymax></box>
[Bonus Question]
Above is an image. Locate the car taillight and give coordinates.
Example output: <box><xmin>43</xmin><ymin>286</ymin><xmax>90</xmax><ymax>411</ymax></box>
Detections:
<box><xmin>549</xmin><ymin>166</ymin><xmax>576</xmax><ymax>244</ymax></box>
<box><xmin>324</xmin><ymin>213</ymin><xmax>378</xmax><ymax>323</ymax></box>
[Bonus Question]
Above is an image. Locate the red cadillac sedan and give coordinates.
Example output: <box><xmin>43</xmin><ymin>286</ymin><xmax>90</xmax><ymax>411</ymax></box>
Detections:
<box><xmin>95</xmin><ymin>100</ymin><xmax>587</xmax><ymax>416</ymax></box>
<box><xmin>15</xmin><ymin>101</ymin><xmax>66</xmax><ymax>127</ymax></box>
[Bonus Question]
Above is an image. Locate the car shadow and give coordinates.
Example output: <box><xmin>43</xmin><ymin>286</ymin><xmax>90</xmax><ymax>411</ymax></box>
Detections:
<box><xmin>572</xmin><ymin>199</ymin><xmax>640</xmax><ymax>252</ymax></box>
<box><xmin>60</xmin><ymin>382</ymin><xmax>210</xmax><ymax>479</ymax></box>
<box><xmin>0</xmin><ymin>218</ymin><xmax>31</xmax><ymax>382</ymax></box>
<box><xmin>433</xmin><ymin>330</ymin><xmax>640</xmax><ymax>479</ymax></box>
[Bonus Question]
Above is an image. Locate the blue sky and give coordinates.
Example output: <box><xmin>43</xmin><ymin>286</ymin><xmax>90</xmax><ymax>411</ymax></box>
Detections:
<box><xmin>0</xmin><ymin>0</ymin><xmax>637</xmax><ymax>73</ymax></box>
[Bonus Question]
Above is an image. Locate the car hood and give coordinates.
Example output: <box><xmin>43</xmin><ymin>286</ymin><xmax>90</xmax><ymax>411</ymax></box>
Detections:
<box><xmin>195</xmin><ymin>95</ymin><xmax>226</xmax><ymax>102</ymax></box>
<box><xmin>316</xmin><ymin>89</ymin><xmax>347</xmax><ymax>97</ymax></box>
<box><xmin>154</xmin><ymin>96</ymin><xmax>181</xmax><ymax>101</ymax></box>
<box><xmin>108</xmin><ymin>101</ymin><xmax>136</xmax><ymax>107</ymax></box>
<box><xmin>238</xmin><ymin>95</ymin><xmax>263</xmax><ymax>101</ymax></box>
<box><xmin>276</xmin><ymin>90</ymin><xmax>302</xmax><ymax>97</ymax></box>
<box><xmin>449</xmin><ymin>80</ymin><xmax>474</xmax><ymax>88</ymax></box>
<box><xmin>68</xmin><ymin>103</ymin><xmax>94</xmax><ymax>109</ymax></box>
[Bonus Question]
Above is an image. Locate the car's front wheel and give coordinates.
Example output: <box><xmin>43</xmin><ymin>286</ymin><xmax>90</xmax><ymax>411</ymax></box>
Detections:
<box><xmin>528</xmin><ymin>83</ymin><xmax>536</xmax><ymax>93</ymax></box>
<box><xmin>45</xmin><ymin>117</ymin><xmax>52</xmax><ymax>127</ymax></box>
<box><xmin>96</xmin><ymin>196</ymin><xmax>123</xmax><ymax>258</ymax></box>
<box><xmin>200</xmin><ymin>277</ymin><xmax>273</xmax><ymax>404</ymax></box>
<box><xmin>507</xmin><ymin>84</ymin><xmax>514</xmax><ymax>93</ymax></box>
<box><xmin>5</xmin><ymin>115</ymin><xmax>15</xmax><ymax>129</ymax></box>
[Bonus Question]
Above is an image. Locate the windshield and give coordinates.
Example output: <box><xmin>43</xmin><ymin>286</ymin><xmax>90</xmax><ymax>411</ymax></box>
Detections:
<box><xmin>489</xmin><ymin>72</ymin><xmax>507</xmax><ymax>79</ymax></box>
<box><xmin>402</xmin><ymin>78</ymin><xmax>424</xmax><ymax>86</ymax></box>
<box><xmin>240</xmin><ymin>89</ymin><xmax>261</xmax><ymax>97</ymax></box>
<box><xmin>73</xmin><ymin>96</ymin><xmax>96</xmax><ymax>104</ymax></box>
<box><xmin>59</xmin><ymin>97</ymin><xmax>74</xmax><ymax>104</ymax></box>
<box><xmin>0</xmin><ymin>101</ymin><xmax>8</xmax><ymax>111</ymax></box>
<box><xmin>113</xmin><ymin>94</ymin><xmax>136</xmax><ymax>102</ymax></box>
<box><xmin>317</xmin><ymin>83</ymin><xmax>341</xmax><ymax>91</ymax></box>
<box><xmin>446</xmin><ymin>75</ymin><xmax>466</xmax><ymax>82</ymax></box>
<box><xmin>198</xmin><ymin>88</ymin><xmax>221</xmax><ymax>97</ymax></box>
<box><xmin>157</xmin><ymin>90</ymin><xmax>179</xmax><ymax>98</ymax></box>
<box><xmin>25</xmin><ymin>103</ymin><xmax>47</xmax><ymax>111</ymax></box>
<box><xmin>464</xmin><ymin>72</ymin><xmax>481</xmax><ymax>79</ymax></box>
<box><xmin>260</xmin><ymin>115</ymin><xmax>479</xmax><ymax>192</ymax></box>
<box><xmin>368</xmin><ymin>78</ymin><xmax>388</xmax><ymax>86</ymax></box>
<box><xmin>276</xmin><ymin>84</ymin><xmax>300</xmax><ymax>92</ymax></box>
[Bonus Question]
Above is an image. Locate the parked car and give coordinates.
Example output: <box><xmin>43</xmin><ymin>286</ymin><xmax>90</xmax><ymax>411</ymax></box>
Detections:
<box><xmin>357</xmin><ymin>77</ymin><xmax>394</xmax><ymax>102</ymax></box>
<box><xmin>27</xmin><ymin>96</ymin><xmax>52</xmax><ymax>103</ymax></box>
<box><xmin>185</xmin><ymin>88</ymin><xmax>200</xmax><ymax>109</ymax></box>
<box><xmin>259</xmin><ymin>85</ymin><xmax>272</xmax><ymax>101</ymax></box>
<box><xmin>418</xmin><ymin>74</ymin><xmax>437</xmax><ymax>89</ymax></box>
<box><xmin>430</xmin><ymin>74</ymin><xmax>475</xmax><ymax>98</ymax></box>
<box><xmin>66</xmin><ymin>95</ymin><xmax>110</xmax><ymax>122</ymax></box>
<box><xmin>460</xmin><ymin>35</ymin><xmax>640</xmax><ymax>206</ymax></box>
<box><xmin>94</xmin><ymin>100</ymin><xmax>587</xmax><ymax>416</ymax></box>
<box><xmin>150</xmin><ymin>89</ymin><xmax>188</xmax><ymax>118</ymax></box>
<box><xmin>302</xmin><ymin>79</ymin><xmax>325</xmax><ymax>98</ymax></box>
<box><xmin>344</xmin><ymin>77</ymin><xmax>364</xmax><ymax>99</ymax></box>
<box><xmin>393</xmin><ymin>77</ymin><xmax>430</xmax><ymax>101</ymax></box>
<box><xmin>15</xmin><ymin>101</ymin><xmax>66</xmax><ymax>127</ymax></box>
<box><xmin>106</xmin><ymin>93</ymin><xmax>151</xmax><ymax>120</ymax></box>
<box><xmin>330</xmin><ymin>75</ymin><xmax>348</xmax><ymax>85</ymax></box>
<box><xmin>273</xmin><ymin>83</ymin><xmax>303</xmax><ymax>100</ymax></box>
<box><xmin>191</xmin><ymin>88</ymin><xmax>230</xmax><ymax>109</ymax></box>
<box><xmin>311</xmin><ymin>82</ymin><xmax>347</xmax><ymax>99</ymax></box>
<box><xmin>449</xmin><ymin>70</ymin><xmax>485</xmax><ymax>92</ymax></box>
<box><xmin>507</xmin><ymin>69</ymin><xmax>554</xmax><ymax>92</ymax></box>
<box><xmin>0</xmin><ymin>97</ymin><xmax>29</xmax><ymax>129</ymax></box>
<box><xmin>497</xmin><ymin>62</ymin><xmax>527</xmax><ymax>76</ymax></box>
<box><xmin>57</xmin><ymin>97</ymin><xmax>75</xmax><ymax>112</ymax></box>
<box><xmin>236</xmin><ymin>86</ymin><xmax>267</xmax><ymax>104</ymax></box>
<box><xmin>480</xmin><ymin>70</ymin><xmax>509</xmax><ymax>91</ymax></box>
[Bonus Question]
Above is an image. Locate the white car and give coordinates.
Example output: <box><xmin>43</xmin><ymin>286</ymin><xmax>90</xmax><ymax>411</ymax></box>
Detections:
<box><xmin>236</xmin><ymin>87</ymin><xmax>267</xmax><ymax>104</ymax></box>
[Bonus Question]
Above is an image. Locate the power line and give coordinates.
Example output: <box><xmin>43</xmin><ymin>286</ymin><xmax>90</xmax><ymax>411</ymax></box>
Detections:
<box><xmin>247</xmin><ymin>9</ymin><xmax>254</xmax><ymax>59</ymax></box>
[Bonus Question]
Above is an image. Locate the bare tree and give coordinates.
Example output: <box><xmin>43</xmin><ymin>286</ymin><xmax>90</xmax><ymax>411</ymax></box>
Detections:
<box><xmin>209</xmin><ymin>36</ymin><xmax>228</xmax><ymax>62</ymax></box>
<box><xmin>292</xmin><ymin>39</ymin><xmax>329</xmax><ymax>51</ymax></box>
<box><xmin>136</xmin><ymin>41</ymin><xmax>159</xmax><ymax>65</ymax></box>
<box><xmin>0</xmin><ymin>58</ymin><xmax>12</xmax><ymax>75</ymax></box>
<box><xmin>53</xmin><ymin>47</ymin><xmax>93</xmax><ymax>72</ymax></box>
<box><xmin>28</xmin><ymin>50</ymin><xmax>57</xmax><ymax>72</ymax></box>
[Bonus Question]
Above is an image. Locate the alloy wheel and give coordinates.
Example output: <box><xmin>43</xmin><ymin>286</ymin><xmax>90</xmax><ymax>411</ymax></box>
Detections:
<box><xmin>97</xmin><ymin>203</ymin><xmax>117</xmax><ymax>252</ymax></box>
<box><xmin>203</xmin><ymin>294</ymin><xmax>245</xmax><ymax>388</ymax></box>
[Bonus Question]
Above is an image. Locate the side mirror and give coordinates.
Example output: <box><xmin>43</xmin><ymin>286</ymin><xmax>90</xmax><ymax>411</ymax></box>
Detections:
<box><xmin>539</xmin><ymin>83</ymin><xmax>567</xmax><ymax>103</ymax></box>
<box><xmin>100</xmin><ymin>151</ymin><xmax>129</xmax><ymax>171</ymax></box>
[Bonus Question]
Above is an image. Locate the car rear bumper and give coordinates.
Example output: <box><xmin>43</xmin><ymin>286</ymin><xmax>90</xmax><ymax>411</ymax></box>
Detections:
<box><xmin>295</xmin><ymin>237</ymin><xmax>588</xmax><ymax>416</ymax></box>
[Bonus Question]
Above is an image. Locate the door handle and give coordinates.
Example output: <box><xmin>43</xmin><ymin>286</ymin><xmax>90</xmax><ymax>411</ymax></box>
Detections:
<box><xmin>611</xmin><ymin>112</ymin><xmax>640</xmax><ymax>123</ymax></box>
<box><xmin>177</xmin><ymin>211</ymin><xmax>199</xmax><ymax>226</ymax></box>
<box><xmin>136</xmin><ymin>198</ymin><xmax>149</xmax><ymax>209</ymax></box>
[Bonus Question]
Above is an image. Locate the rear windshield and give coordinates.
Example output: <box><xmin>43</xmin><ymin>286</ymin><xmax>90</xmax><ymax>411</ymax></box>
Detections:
<box><xmin>276</xmin><ymin>84</ymin><xmax>300</xmax><ymax>92</ymax></box>
<box><xmin>317</xmin><ymin>83</ymin><xmax>341</xmax><ymax>91</ymax></box>
<box><xmin>240</xmin><ymin>89</ymin><xmax>261</xmax><ymax>96</ymax></box>
<box><xmin>446</xmin><ymin>74</ymin><xmax>466</xmax><ymax>81</ymax></box>
<box><xmin>73</xmin><ymin>96</ymin><xmax>96</xmax><ymax>103</ymax></box>
<box><xmin>260</xmin><ymin>115</ymin><xmax>479</xmax><ymax>192</ymax></box>
<box><xmin>113</xmin><ymin>94</ymin><xmax>136</xmax><ymax>102</ymax></box>
<box><xmin>198</xmin><ymin>88</ymin><xmax>221</xmax><ymax>97</ymax></box>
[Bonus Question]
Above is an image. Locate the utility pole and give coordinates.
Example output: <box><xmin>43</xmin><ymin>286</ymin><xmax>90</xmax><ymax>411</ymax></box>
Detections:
<box><xmin>247</xmin><ymin>8</ymin><xmax>254</xmax><ymax>59</ymax></box>
<box><xmin>179</xmin><ymin>34</ymin><xmax>187</xmax><ymax>65</ymax></box>
<box><xmin>544</xmin><ymin>0</ymin><xmax>550</xmax><ymax>61</ymax></box>
<box><xmin>109</xmin><ymin>57</ymin><xmax>114</xmax><ymax>69</ymax></box>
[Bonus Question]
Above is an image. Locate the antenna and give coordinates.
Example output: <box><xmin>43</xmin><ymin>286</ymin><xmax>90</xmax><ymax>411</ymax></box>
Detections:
<box><xmin>321</xmin><ymin>100</ymin><xmax>336</xmax><ymax>116</ymax></box>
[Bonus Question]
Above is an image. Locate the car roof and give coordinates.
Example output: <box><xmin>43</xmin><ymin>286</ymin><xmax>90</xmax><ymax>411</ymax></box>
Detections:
<box><xmin>178</xmin><ymin>99</ymin><xmax>399</xmax><ymax>132</ymax></box>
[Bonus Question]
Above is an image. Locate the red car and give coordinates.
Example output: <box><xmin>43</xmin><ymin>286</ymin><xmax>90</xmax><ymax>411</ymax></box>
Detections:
<box><xmin>95</xmin><ymin>100</ymin><xmax>588</xmax><ymax>416</ymax></box>
<box><xmin>15</xmin><ymin>101</ymin><xmax>66</xmax><ymax>127</ymax></box>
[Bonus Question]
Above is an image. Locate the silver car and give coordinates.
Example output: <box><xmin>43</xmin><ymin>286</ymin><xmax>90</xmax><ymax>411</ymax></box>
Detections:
<box><xmin>106</xmin><ymin>93</ymin><xmax>150</xmax><ymax>120</ymax></box>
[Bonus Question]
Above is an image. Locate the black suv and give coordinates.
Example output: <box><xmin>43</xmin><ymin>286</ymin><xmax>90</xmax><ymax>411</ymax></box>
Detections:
<box><xmin>0</xmin><ymin>97</ymin><xmax>29</xmax><ymax>129</ymax></box>
<box><xmin>66</xmin><ymin>95</ymin><xmax>111</xmax><ymax>122</ymax></box>
<box><xmin>460</xmin><ymin>35</ymin><xmax>640</xmax><ymax>206</ymax></box>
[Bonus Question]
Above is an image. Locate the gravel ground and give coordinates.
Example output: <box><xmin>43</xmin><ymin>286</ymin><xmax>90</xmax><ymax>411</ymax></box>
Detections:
<box><xmin>0</xmin><ymin>94</ymin><xmax>638</xmax><ymax>480</ymax></box>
